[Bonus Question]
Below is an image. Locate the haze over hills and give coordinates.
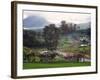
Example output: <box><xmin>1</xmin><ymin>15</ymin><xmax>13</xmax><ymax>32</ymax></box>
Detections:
<box><xmin>23</xmin><ymin>15</ymin><xmax>91</xmax><ymax>30</ymax></box>
<box><xmin>23</xmin><ymin>22</ymin><xmax>91</xmax><ymax>31</ymax></box>
<box><xmin>77</xmin><ymin>22</ymin><xmax>91</xmax><ymax>30</ymax></box>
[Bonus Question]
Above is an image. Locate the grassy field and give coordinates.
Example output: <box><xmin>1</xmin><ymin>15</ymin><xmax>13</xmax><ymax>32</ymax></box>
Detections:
<box><xmin>23</xmin><ymin>62</ymin><xmax>91</xmax><ymax>69</ymax></box>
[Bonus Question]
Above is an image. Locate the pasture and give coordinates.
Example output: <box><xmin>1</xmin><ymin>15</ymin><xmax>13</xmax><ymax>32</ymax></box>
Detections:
<box><xmin>23</xmin><ymin>62</ymin><xmax>91</xmax><ymax>69</ymax></box>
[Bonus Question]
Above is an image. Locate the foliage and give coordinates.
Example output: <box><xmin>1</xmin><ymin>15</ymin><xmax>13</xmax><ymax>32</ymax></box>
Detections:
<box><xmin>23</xmin><ymin>47</ymin><xmax>32</xmax><ymax>63</ymax></box>
<box><xmin>60</xmin><ymin>20</ymin><xmax>77</xmax><ymax>34</ymax></box>
<box><xmin>23</xmin><ymin>20</ymin><xmax>91</xmax><ymax>65</ymax></box>
<box><xmin>43</xmin><ymin>24</ymin><xmax>60</xmax><ymax>51</ymax></box>
<box><xmin>23</xmin><ymin>47</ymin><xmax>41</xmax><ymax>63</ymax></box>
<box><xmin>23</xmin><ymin>30</ymin><xmax>45</xmax><ymax>48</ymax></box>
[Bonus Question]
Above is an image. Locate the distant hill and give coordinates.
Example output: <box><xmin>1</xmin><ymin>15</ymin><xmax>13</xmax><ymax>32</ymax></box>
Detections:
<box><xmin>77</xmin><ymin>22</ymin><xmax>90</xmax><ymax>30</ymax></box>
<box><xmin>23</xmin><ymin>15</ymin><xmax>49</xmax><ymax>29</ymax></box>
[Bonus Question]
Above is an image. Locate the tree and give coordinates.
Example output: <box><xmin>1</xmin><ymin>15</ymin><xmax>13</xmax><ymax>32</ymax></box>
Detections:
<box><xmin>23</xmin><ymin>47</ymin><xmax>35</xmax><ymax>63</ymax></box>
<box><xmin>23</xmin><ymin>30</ymin><xmax>45</xmax><ymax>48</ymax></box>
<box><xmin>23</xmin><ymin>30</ymin><xmax>37</xmax><ymax>47</ymax></box>
<box><xmin>60</xmin><ymin>20</ymin><xmax>69</xmax><ymax>34</ymax></box>
<box><xmin>43</xmin><ymin>24</ymin><xmax>60</xmax><ymax>51</ymax></box>
<box><xmin>60</xmin><ymin>20</ymin><xmax>77</xmax><ymax>34</ymax></box>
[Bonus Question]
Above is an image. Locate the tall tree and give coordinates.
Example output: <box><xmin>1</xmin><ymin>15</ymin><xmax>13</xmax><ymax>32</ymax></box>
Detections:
<box><xmin>60</xmin><ymin>20</ymin><xmax>69</xmax><ymax>34</ymax></box>
<box><xmin>43</xmin><ymin>24</ymin><xmax>60</xmax><ymax>51</ymax></box>
<box><xmin>60</xmin><ymin>21</ymin><xmax>77</xmax><ymax>34</ymax></box>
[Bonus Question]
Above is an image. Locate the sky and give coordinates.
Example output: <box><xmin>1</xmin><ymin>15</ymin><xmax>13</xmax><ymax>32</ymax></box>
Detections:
<box><xmin>23</xmin><ymin>10</ymin><xmax>91</xmax><ymax>29</ymax></box>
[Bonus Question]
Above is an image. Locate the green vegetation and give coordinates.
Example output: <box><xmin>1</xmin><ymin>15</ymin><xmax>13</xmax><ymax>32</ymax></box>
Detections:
<box><xmin>23</xmin><ymin>20</ymin><xmax>91</xmax><ymax>69</ymax></box>
<box><xmin>23</xmin><ymin>62</ymin><xmax>91</xmax><ymax>69</ymax></box>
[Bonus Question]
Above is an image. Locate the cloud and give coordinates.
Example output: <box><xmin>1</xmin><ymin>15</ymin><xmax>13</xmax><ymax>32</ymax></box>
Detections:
<box><xmin>23</xmin><ymin>11</ymin><xmax>91</xmax><ymax>30</ymax></box>
<box><xmin>23</xmin><ymin>15</ymin><xmax>49</xmax><ymax>29</ymax></box>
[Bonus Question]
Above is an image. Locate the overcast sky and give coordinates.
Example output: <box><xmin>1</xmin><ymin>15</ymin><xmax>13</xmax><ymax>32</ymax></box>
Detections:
<box><xmin>23</xmin><ymin>10</ymin><xmax>91</xmax><ymax>29</ymax></box>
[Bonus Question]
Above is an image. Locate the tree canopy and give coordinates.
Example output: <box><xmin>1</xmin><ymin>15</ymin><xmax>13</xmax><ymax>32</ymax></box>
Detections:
<box><xmin>43</xmin><ymin>24</ymin><xmax>60</xmax><ymax>51</ymax></box>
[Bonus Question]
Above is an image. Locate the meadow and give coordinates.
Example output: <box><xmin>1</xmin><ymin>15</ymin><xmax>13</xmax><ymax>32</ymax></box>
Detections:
<box><xmin>23</xmin><ymin>62</ymin><xmax>91</xmax><ymax>69</ymax></box>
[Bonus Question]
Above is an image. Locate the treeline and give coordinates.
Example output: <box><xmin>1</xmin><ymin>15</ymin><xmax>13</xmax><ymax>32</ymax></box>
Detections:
<box><xmin>23</xmin><ymin>24</ymin><xmax>60</xmax><ymax>48</ymax></box>
<box><xmin>60</xmin><ymin>21</ymin><xmax>77</xmax><ymax>34</ymax></box>
<box><xmin>23</xmin><ymin>30</ymin><xmax>45</xmax><ymax>48</ymax></box>
<box><xmin>59</xmin><ymin>21</ymin><xmax>90</xmax><ymax>37</ymax></box>
<box><xmin>23</xmin><ymin>20</ymin><xmax>90</xmax><ymax>48</ymax></box>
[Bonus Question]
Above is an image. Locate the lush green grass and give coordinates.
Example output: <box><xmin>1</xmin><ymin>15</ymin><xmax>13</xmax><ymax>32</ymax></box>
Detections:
<box><xmin>23</xmin><ymin>62</ymin><xmax>91</xmax><ymax>69</ymax></box>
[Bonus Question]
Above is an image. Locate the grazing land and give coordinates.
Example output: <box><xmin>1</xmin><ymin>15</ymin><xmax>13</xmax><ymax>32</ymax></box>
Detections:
<box><xmin>23</xmin><ymin>62</ymin><xmax>91</xmax><ymax>69</ymax></box>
